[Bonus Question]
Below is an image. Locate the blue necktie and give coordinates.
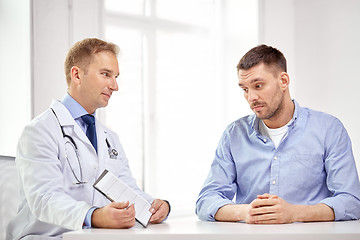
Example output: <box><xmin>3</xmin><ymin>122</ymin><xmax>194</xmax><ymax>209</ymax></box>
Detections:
<box><xmin>81</xmin><ymin>114</ymin><xmax>97</xmax><ymax>153</ymax></box>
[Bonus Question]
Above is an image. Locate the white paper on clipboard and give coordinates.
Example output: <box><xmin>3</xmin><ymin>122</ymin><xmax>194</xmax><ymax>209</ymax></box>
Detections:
<box><xmin>93</xmin><ymin>169</ymin><xmax>152</xmax><ymax>227</ymax></box>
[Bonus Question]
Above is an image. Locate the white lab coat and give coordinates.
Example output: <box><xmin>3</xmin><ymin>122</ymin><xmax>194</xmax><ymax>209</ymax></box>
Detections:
<box><xmin>6</xmin><ymin>101</ymin><xmax>153</xmax><ymax>240</ymax></box>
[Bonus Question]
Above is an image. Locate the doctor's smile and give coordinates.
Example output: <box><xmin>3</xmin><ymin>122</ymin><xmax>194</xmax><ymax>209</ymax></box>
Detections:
<box><xmin>101</xmin><ymin>92</ymin><xmax>113</xmax><ymax>100</ymax></box>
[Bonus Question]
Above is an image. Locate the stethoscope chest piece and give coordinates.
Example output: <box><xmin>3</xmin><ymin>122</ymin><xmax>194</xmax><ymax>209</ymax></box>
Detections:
<box><xmin>105</xmin><ymin>137</ymin><xmax>118</xmax><ymax>159</ymax></box>
<box><xmin>108</xmin><ymin>148</ymin><xmax>118</xmax><ymax>159</ymax></box>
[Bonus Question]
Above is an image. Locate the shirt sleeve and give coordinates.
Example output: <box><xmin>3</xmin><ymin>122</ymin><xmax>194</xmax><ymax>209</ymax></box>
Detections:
<box><xmin>83</xmin><ymin>207</ymin><xmax>97</xmax><ymax>228</ymax></box>
<box><xmin>196</xmin><ymin>127</ymin><xmax>238</xmax><ymax>221</ymax></box>
<box><xmin>319</xmin><ymin>118</ymin><xmax>360</xmax><ymax>220</ymax></box>
<box><xmin>161</xmin><ymin>200</ymin><xmax>171</xmax><ymax>222</ymax></box>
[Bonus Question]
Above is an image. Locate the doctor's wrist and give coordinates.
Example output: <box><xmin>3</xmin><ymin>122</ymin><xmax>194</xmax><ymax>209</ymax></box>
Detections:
<box><xmin>83</xmin><ymin>207</ymin><xmax>97</xmax><ymax>229</ymax></box>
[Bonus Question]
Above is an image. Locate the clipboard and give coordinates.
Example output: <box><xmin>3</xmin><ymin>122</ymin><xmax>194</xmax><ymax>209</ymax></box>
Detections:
<box><xmin>93</xmin><ymin>169</ymin><xmax>152</xmax><ymax>227</ymax></box>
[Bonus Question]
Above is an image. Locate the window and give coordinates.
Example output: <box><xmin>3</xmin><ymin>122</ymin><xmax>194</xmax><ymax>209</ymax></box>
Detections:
<box><xmin>102</xmin><ymin>0</ymin><xmax>257</xmax><ymax>216</ymax></box>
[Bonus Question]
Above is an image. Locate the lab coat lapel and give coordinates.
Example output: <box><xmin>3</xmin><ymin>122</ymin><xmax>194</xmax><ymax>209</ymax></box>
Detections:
<box><xmin>50</xmin><ymin>100</ymin><xmax>74</xmax><ymax>126</ymax></box>
<box><xmin>50</xmin><ymin>100</ymin><xmax>93</xmax><ymax>149</ymax></box>
<box><xmin>96</xmin><ymin>121</ymin><xmax>108</xmax><ymax>161</ymax></box>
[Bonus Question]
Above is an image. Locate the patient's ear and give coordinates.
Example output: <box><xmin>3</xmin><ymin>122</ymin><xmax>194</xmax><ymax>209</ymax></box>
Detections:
<box><xmin>280</xmin><ymin>72</ymin><xmax>290</xmax><ymax>90</ymax></box>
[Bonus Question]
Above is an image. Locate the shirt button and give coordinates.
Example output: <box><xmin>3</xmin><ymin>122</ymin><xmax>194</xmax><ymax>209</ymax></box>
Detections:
<box><xmin>93</xmin><ymin>164</ymin><xmax>97</xmax><ymax>169</ymax></box>
<box><xmin>272</xmin><ymin>180</ymin><xmax>276</xmax><ymax>185</ymax></box>
<box><xmin>264</xmin><ymin>139</ymin><xmax>267</xmax><ymax>143</ymax></box>
<box><xmin>274</xmin><ymin>156</ymin><xmax>278</xmax><ymax>160</ymax></box>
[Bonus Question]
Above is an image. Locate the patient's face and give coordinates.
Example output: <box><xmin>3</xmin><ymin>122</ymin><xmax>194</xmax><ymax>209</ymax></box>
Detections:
<box><xmin>238</xmin><ymin>63</ymin><xmax>285</xmax><ymax>121</ymax></box>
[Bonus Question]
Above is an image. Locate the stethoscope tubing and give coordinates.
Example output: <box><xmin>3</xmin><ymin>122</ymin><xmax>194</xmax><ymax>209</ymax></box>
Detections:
<box><xmin>50</xmin><ymin>108</ymin><xmax>118</xmax><ymax>184</ymax></box>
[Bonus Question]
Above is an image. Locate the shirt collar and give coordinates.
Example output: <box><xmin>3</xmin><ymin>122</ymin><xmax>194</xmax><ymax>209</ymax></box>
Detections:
<box><xmin>290</xmin><ymin>99</ymin><xmax>300</xmax><ymax>126</ymax></box>
<box><xmin>61</xmin><ymin>93</ymin><xmax>95</xmax><ymax>120</ymax></box>
<box><xmin>249</xmin><ymin>99</ymin><xmax>300</xmax><ymax>132</ymax></box>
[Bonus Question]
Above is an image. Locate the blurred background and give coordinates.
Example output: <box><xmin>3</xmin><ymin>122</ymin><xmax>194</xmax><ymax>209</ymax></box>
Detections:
<box><xmin>1</xmin><ymin>0</ymin><xmax>360</xmax><ymax>217</ymax></box>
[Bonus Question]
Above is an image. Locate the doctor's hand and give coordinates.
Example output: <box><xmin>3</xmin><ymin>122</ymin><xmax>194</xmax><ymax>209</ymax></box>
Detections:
<box><xmin>91</xmin><ymin>201</ymin><xmax>135</xmax><ymax>228</ymax></box>
<box><xmin>149</xmin><ymin>199</ymin><xmax>170</xmax><ymax>224</ymax></box>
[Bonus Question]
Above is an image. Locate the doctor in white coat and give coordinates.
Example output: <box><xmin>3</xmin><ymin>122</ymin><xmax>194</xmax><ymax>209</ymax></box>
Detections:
<box><xmin>7</xmin><ymin>38</ymin><xmax>170</xmax><ymax>240</ymax></box>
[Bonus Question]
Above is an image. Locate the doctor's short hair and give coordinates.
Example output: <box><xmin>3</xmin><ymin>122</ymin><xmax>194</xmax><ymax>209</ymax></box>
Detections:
<box><xmin>64</xmin><ymin>38</ymin><xmax>120</xmax><ymax>86</ymax></box>
<box><xmin>236</xmin><ymin>44</ymin><xmax>287</xmax><ymax>74</ymax></box>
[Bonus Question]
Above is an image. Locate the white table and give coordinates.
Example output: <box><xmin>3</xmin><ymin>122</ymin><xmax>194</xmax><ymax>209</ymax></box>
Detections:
<box><xmin>63</xmin><ymin>216</ymin><xmax>360</xmax><ymax>240</ymax></box>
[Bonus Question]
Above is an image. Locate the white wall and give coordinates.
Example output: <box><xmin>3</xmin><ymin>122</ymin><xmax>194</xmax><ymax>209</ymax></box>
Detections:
<box><xmin>31</xmin><ymin>0</ymin><xmax>101</xmax><ymax>117</ymax></box>
<box><xmin>0</xmin><ymin>0</ymin><xmax>31</xmax><ymax>156</ymax></box>
<box><xmin>222</xmin><ymin>0</ymin><xmax>258</xmax><ymax>122</ymax></box>
<box><xmin>0</xmin><ymin>0</ymin><xmax>103</xmax><ymax>156</ymax></box>
<box><xmin>259</xmin><ymin>0</ymin><xmax>360</xmax><ymax>175</ymax></box>
<box><xmin>32</xmin><ymin>0</ymin><xmax>70</xmax><ymax>117</ymax></box>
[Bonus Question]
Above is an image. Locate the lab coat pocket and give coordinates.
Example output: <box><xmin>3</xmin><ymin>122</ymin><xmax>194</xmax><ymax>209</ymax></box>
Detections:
<box><xmin>104</xmin><ymin>154</ymin><xmax>122</xmax><ymax>174</ymax></box>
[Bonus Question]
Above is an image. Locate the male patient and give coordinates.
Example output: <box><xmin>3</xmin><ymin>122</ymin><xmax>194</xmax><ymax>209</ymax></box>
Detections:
<box><xmin>196</xmin><ymin>44</ymin><xmax>360</xmax><ymax>223</ymax></box>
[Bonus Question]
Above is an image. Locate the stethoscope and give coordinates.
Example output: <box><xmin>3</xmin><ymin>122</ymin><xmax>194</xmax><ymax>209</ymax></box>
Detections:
<box><xmin>51</xmin><ymin>108</ymin><xmax>118</xmax><ymax>185</ymax></box>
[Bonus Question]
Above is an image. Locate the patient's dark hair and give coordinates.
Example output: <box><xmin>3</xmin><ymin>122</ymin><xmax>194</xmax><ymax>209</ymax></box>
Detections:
<box><xmin>236</xmin><ymin>44</ymin><xmax>287</xmax><ymax>73</ymax></box>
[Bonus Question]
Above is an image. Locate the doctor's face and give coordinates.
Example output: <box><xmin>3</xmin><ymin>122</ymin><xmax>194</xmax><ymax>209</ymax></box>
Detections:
<box><xmin>74</xmin><ymin>51</ymin><xmax>119</xmax><ymax>114</ymax></box>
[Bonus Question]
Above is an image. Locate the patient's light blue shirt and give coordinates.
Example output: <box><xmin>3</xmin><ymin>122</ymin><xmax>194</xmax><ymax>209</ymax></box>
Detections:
<box><xmin>196</xmin><ymin>100</ymin><xmax>360</xmax><ymax>221</ymax></box>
